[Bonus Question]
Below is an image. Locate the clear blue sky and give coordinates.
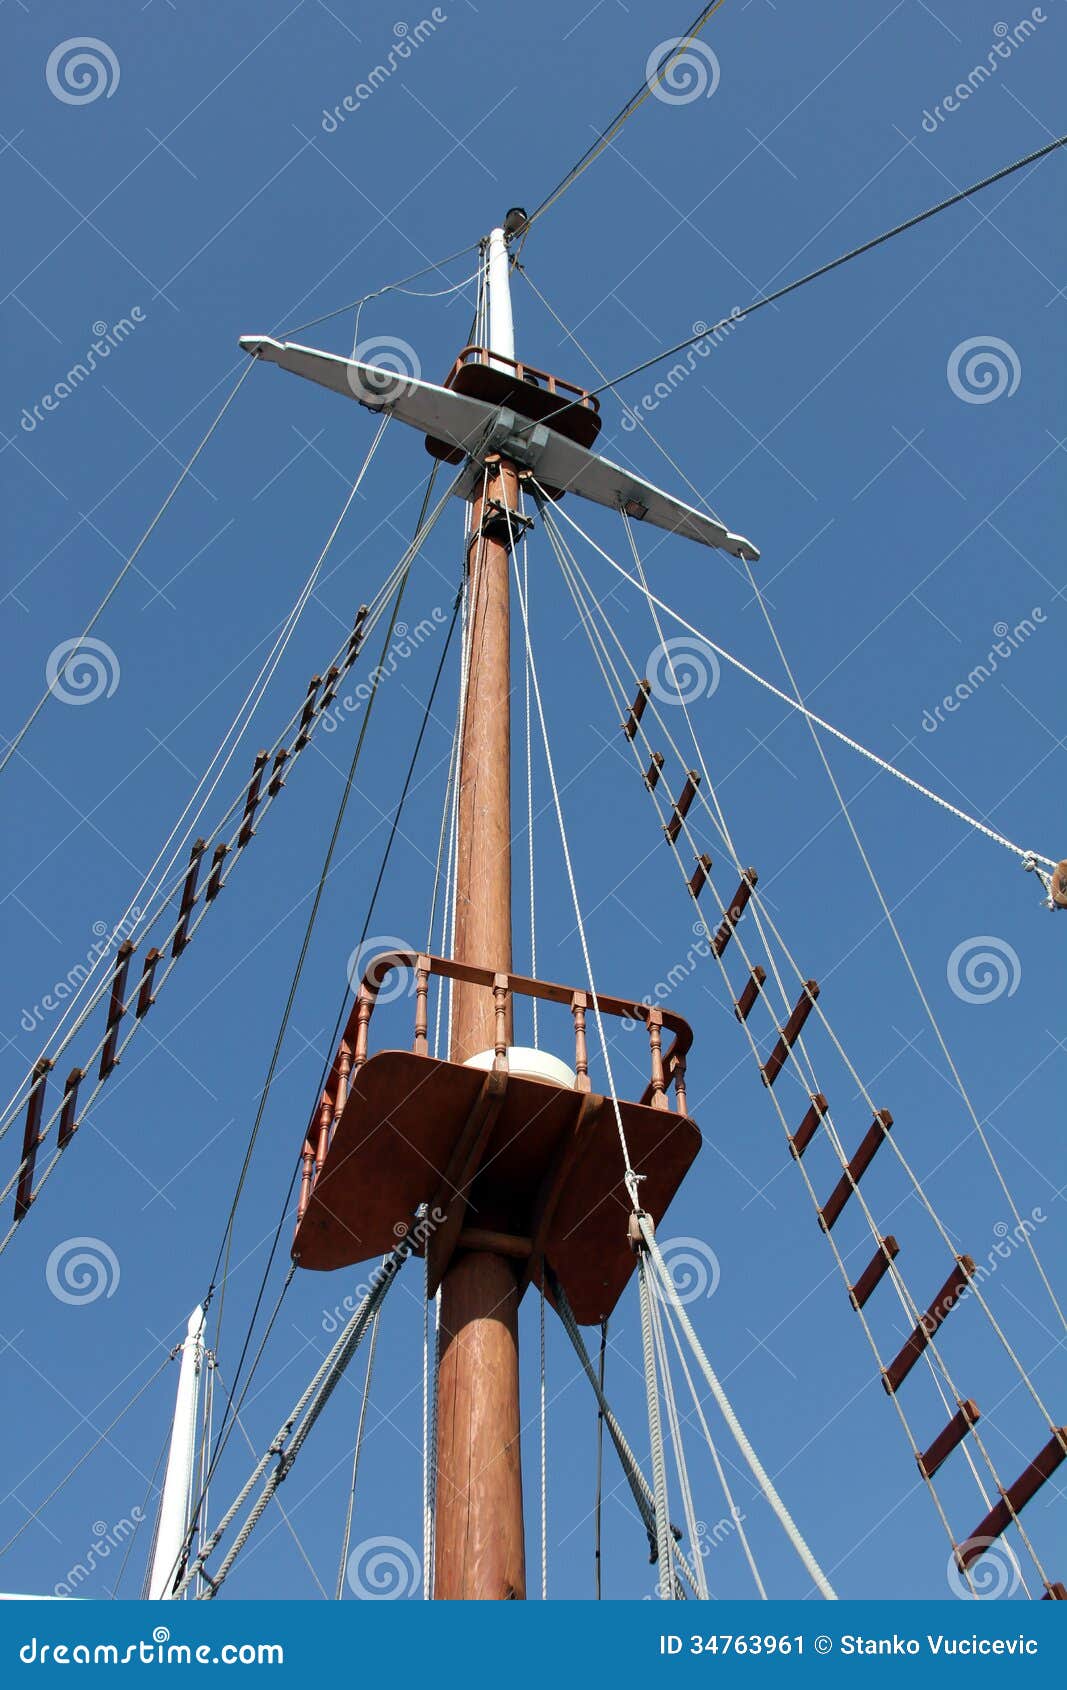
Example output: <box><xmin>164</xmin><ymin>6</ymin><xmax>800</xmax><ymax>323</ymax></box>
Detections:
<box><xmin>1</xmin><ymin>0</ymin><xmax>1064</xmax><ymax>1604</ymax></box>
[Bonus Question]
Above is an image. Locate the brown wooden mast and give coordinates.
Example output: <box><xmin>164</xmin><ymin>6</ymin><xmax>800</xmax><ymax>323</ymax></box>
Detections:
<box><xmin>433</xmin><ymin>452</ymin><xmax>526</xmax><ymax>1600</ymax></box>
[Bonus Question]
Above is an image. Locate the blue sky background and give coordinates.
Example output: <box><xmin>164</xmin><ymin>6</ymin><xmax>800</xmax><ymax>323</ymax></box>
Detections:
<box><xmin>1</xmin><ymin>0</ymin><xmax>1065</xmax><ymax>1605</ymax></box>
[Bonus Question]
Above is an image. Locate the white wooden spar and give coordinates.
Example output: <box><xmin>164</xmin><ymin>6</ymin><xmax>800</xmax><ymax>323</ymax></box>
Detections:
<box><xmin>238</xmin><ymin>326</ymin><xmax>759</xmax><ymax>562</ymax></box>
<box><xmin>148</xmin><ymin>1306</ymin><xmax>206</xmax><ymax>1601</ymax></box>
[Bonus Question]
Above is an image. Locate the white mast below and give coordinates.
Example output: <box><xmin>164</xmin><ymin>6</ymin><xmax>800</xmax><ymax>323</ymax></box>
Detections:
<box><xmin>148</xmin><ymin>1306</ymin><xmax>206</xmax><ymax>1601</ymax></box>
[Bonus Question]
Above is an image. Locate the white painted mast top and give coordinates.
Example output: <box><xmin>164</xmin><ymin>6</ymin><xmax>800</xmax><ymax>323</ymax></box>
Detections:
<box><xmin>486</xmin><ymin>226</ymin><xmax>515</xmax><ymax>370</ymax></box>
<box><xmin>148</xmin><ymin>1306</ymin><xmax>206</xmax><ymax>1601</ymax></box>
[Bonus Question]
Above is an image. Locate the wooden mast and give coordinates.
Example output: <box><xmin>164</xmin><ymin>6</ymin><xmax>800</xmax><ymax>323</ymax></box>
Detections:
<box><xmin>433</xmin><ymin>226</ymin><xmax>526</xmax><ymax>1600</ymax></box>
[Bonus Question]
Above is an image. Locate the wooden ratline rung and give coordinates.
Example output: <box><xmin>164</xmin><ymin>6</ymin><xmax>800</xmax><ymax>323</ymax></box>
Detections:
<box><xmin>644</xmin><ymin>751</ymin><xmax>664</xmax><ymax>792</ymax></box>
<box><xmin>790</xmin><ymin>1092</ymin><xmax>829</xmax><ymax>1160</ymax></box>
<box><xmin>344</xmin><ymin>604</ymin><xmax>369</xmax><ymax>669</ymax></box>
<box><xmin>1044</xmin><ymin>1583</ymin><xmax>1067</xmax><ymax>1600</ymax></box>
<box><xmin>15</xmin><ymin>1058</ymin><xmax>53</xmax><ymax>1221</ymax></box>
<box><xmin>136</xmin><ymin>948</ymin><xmax>161</xmax><ymax>1018</ymax></box>
<box><xmin>688</xmin><ymin>853</ymin><xmax>713</xmax><ymax>898</ymax></box>
<box><xmin>849</xmin><ymin>1234</ymin><xmax>899</xmax><ymax>1309</ymax></box>
<box><xmin>819</xmin><ymin>1108</ymin><xmax>892</xmax><ymax>1231</ymax></box>
<box><xmin>734</xmin><ymin>967</ymin><xmax>766</xmax><ymax>1022</ymax></box>
<box><xmin>58</xmin><ymin>1066</ymin><xmax>83</xmax><ymax>1149</ymax></box>
<box><xmin>621</xmin><ymin>678</ymin><xmax>651</xmax><ymax>741</ymax></box>
<box><xmin>761</xmin><ymin>980</ymin><xmax>820</xmax><ymax>1088</ymax></box>
<box><xmin>711</xmin><ymin>869</ymin><xmax>758</xmax><ymax>957</ymax></box>
<box><xmin>883</xmin><ymin>1254</ymin><xmax>975</xmax><ymax>1394</ymax></box>
<box><xmin>206</xmin><ymin>842</ymin><xmax>228</xmax><ymax>902</ymax></box>
<box><xmin>100</xmin><ymin>940</ymin><xmax>135</xmax><ymax>1080</ymax></box>
<box><xmin>664</xmin><ymin>770</ymin><xmax>700</xmax><ymax>845</ymax></box>
<box><xmin>319</xmin><ymin>664</ymin><xmax>341</xmax><ymax>712</ymax></box>
<box><xmin>173</xmin><ymin>838</ymin><xmax>207</xmax><ymax>957</ymax></box>
<box><xmin>238</xmin><ymin>751</ymin><xmax>269</xmax><ymax>847</ymax></box>
<box><xmin>917</xmin><ymin>1399</ymin><xmax>980</xmax><ymax>1481</ymax></box>
<box><xmin>267</xmin><ymin>748</ymin><xmax>289</xmax><ymax>797</ymax></box>
<box><xmin>955</xmin><ymin>1429</ymin><xmax>1067</xmax><ymax>1570</ymax></box>
<box><xmin>294</xmin><ymin>676</ymin><xmax>321</xmax><ymax>750</ymax></box>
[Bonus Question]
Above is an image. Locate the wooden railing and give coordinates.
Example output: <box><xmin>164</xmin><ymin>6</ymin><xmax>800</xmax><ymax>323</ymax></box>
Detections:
<box><xmin>444</xmin><ymin>346</ymin><xmax>601</xmax><ymax>414</ymax></box>
<box><xmin>297</xmin><ymin>951</ymin><xmax>693</xmax><ymax>1224</ymax></box>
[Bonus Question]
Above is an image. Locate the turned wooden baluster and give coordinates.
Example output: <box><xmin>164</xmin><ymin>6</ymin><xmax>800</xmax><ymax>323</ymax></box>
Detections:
<box><xmin>297</xmin><ymin>1131</ymin><xmax>317</xmax><ymax>1223</ymax></box>
<box><xmin>672</xmin><ymin>1054</ymin><xmax>688</xmax><ymax>1117</ymax></box>
<box><xmin>352</xmin><ymin>986</ymin><xmax>374</xmax><ymax>1077</ymax></box>
<box><xmin>493</xmin><ymin>974</ymin><xmax>510</xmax><ymax>1070</ymax></box>
<box><xmin>332</xmin><ymin>1040</ymin><xmax>353</xmax><ymax>1137</ymax></box>
<box><xmin>314</xmin><ymin>1090</ymin><xmax>333</xmax><ymax>1175</ymax></box>
<box><xmin>647</xmin><ymin>1008</ymin><xmax>668</xmax><ymax>1110</ymax></box>
<box><xmin>571</xmin><ymin>991</ymin><xmax>591</xmax><ymax>1093</ymax></box>
<box><xmin>414</xmin><ymin>954</ymin><xmax>431</xmax><ymax>1056</ymax></box>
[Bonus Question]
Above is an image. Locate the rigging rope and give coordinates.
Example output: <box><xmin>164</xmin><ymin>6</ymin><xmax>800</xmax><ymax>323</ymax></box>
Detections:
<box><xmin>638</xmin><ymin>1253</ymin><xmax>677</xmax><ymax>1599</ymax></box>
<box><xmin>0</xmin><ymin>359</ymin><xmax>257</xmax><ymax>782</ymax></box>
<box><xmin>542</xmin><ymin>490</ymin><xmax>1055</xmax><ymax>869</ymax></box>
<box><xmin>335</xmin><ymin>1308</ymin><xmax>381</xmax><ymax>1599</ymax></box>
<box><xmin>647</xmin><ymin>1270</ymin><xmax>709</xmax><ymax>1599</ymax></box>
<box><xmin>548</xmin><ymin>508</ymin><xmax>1050</xmax><ymax>1588</ymax></box>
<box><xmin>541</xmin><ymin>134</ymin><xmax>1067</xmax><ymax>418</ymax></box>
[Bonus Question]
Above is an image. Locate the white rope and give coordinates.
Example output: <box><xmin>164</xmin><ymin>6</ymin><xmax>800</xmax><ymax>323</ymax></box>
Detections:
<box><xmin>641</xmin><ymin>1218</ymin><xmax>837</xmax><ymax>1599</ymax></box>
<box><xmin>647</xmin><ymin>1278</ymin><xmax>709</xmax><ymax>1599</ymax></box>
<box><xmin>638</xmin><ymin>1255</ymin><xmax>676</xmax><ymax>1598</ymax></box>
<box><xmin>540</xmin><ymin>1273</ymin><xmax>547</xmax><ymax>1600</ymax></box>
<box><xmin>740</xmin><ymin>554</ymin><xmax>1067</xmax><ymax>1340</ymax></box>
<box><xmin>506</xmin><ymin>507</ymin><xmax>639</xmax><ymax>1203</ymax></box>
<box><xmin>542</xmin><ymin>489</ymin><xmax>1054</xmax><ymax>870</ymax></box>
<box><xmin>522</xmin><ymin>514</ymin><xmax>540</xmax><ymax>1048</ymax></box>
